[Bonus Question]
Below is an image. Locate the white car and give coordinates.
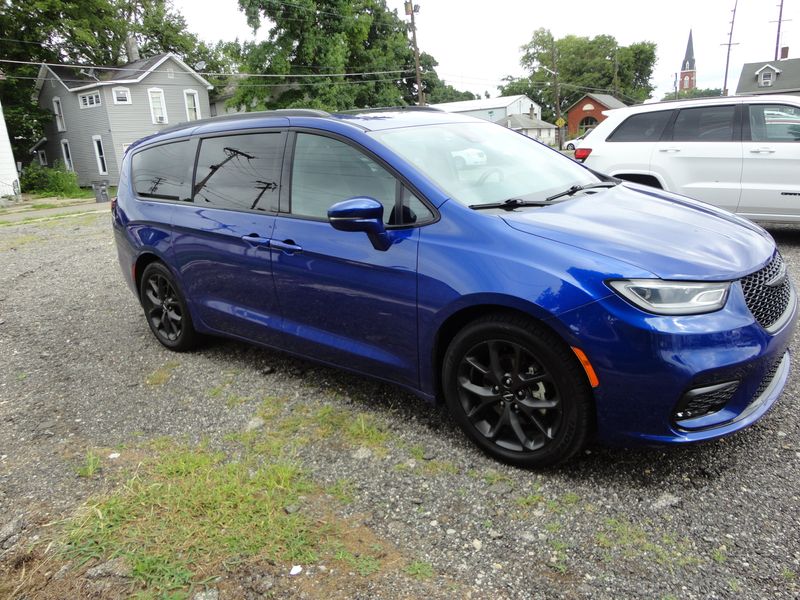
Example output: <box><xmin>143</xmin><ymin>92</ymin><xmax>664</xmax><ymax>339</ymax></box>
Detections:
<box><xmin>565</xmin><ymin>129</ymin><xmax>592</xmax><ymax>150</ymax></box>
<box><xmin>451</xmin><ymin>148</ymin><xmax>487</xmax><ymax>167</ymax></box>
<box><xmin>576</xmin><ymin>95</ymin><xmax>800</xmax><ymax>222</ymax></box>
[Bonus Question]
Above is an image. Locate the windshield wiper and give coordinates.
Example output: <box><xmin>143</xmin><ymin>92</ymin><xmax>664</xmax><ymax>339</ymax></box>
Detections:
<box><xmin>545</xmin><ymin>181</ymin><xmax>619</xmax><ymax>202</ymax></box>
<box><xmin>469</xmin><ymin>198</ymin><xmax>551</xmax><ymax>211</ymax></box>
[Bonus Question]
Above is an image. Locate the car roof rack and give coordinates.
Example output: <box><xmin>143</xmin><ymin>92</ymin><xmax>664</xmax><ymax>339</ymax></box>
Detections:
<box><xmin>158</xmin><ymin>109</ymin><xmax>332</xmax><ymax>134</ymax></box>
<box><xmin>338</xmin><ymin>105</ymin><xmax>444</xmax><ymax>114</ymax></box>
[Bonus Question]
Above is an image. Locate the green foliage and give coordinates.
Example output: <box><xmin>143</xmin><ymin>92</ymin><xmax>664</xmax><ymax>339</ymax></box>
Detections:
<box><xmin>76</xmin><ymin>451</ymin><xmax>101</xmax><ymax>478</ymax></box>
<box><xmin>19</xmin><ymin>162</ymin><xmax>81</xmax><ymax>197</ymax></box>
<box><xmin>661</xmin><ymin>88</ymin><xmax>723</xmax><ymax>101</ymax></box>
<box><xmin>405</xmin><ymin>559</ymin><xmax>434</xmax><ymax>579</ymax></box>
<box><xmin>501</xmin><ymin>28</ymin><xmax>657</xmax><ymax>122</ymax></box>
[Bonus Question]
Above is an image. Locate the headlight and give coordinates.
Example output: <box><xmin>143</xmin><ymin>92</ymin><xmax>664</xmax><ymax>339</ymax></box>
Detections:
<box><xmin>608</xmin><ymin>279</ymin><xmax>730</xmax><ymax>315</ymax></box>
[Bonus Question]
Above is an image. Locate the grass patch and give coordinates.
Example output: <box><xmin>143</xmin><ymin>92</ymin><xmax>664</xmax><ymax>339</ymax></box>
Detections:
<box><xmin>596</xmin><ymin>518</ymin><xmax>700</xmax><ymax>568</ymax></box>
<box><xmin>75</xmin><ymin>451</ymin><xmax>101</xmax><ymax>478</ymax></box>
<box><xmin>64</xmin><ymin>445</ymin><xmax>319</xmax><ymax>595</ymax></box>
<box><xmin>145</xmin><ymin>361</ymin><xmax>180</xmax><ymax>386</ymax></box>
<box><xmin>326</xmin><ymin>479</ymin><xmax>356</xmax><ymax>504</ymax></box>
<box><xmin>405</xmin><ymin>560</ymin><xmax>434</xmax><ymax>579</ymax></box>
<box><xmin>515</xmin><ymin>492</ymin><xmax>545</xmax><ymax>508</ymax></box>
<box><xmin>325</xmin><ymin>540</ymin><xmax>382</xmax><ymax>576</ymax></box>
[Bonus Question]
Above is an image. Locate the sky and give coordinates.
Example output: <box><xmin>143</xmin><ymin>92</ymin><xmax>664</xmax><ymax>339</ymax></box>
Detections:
<box><xmin>173</xmin><ymin>0</ymin><xmax>797</xmax><ymax>101</ymax></box>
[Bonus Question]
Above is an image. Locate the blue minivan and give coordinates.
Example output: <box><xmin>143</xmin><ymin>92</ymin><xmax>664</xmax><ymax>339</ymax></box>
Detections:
<box><xmin>112</xmin><ymin>108</ymin><xmax>796</xmax><ymax>467</ymax></box>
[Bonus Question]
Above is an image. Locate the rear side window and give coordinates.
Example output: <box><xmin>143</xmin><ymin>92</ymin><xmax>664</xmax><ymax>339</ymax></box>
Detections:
<box><xmin>194</xmin><ymin>132</ymin><xmax>284</xmax><ymax>212</ymax></box>
<box><xmin>672</xmin><ymin>105</ymin><xmax>736</xmax><ymax>142</ymax></box>
<box><xmin>607</xmin><ymin>110</ymin><xmax>672</xmax><ymax>142</ymax></box>
<box><xmin>131</xmin><ymin>141</ymin><xmax>193</xmax><ymax>201</ymax></box>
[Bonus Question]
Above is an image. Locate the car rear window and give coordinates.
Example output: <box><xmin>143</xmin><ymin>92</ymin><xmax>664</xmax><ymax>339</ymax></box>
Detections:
<box><xmin>606</xmin><ymin>110</ymin><xmax>673</xmax><ymax>142</ymax></box>
<box><xmin>131</xmin><ymin>140</ymin><xmax>193</xmax><ymax>201</ymax></box>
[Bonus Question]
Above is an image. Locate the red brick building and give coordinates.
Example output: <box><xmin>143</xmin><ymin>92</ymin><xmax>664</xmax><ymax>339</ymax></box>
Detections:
<box><xmin>565</xmin><ymin>93</ymin><xmax>626</xmax><ymax>137</ymax></box>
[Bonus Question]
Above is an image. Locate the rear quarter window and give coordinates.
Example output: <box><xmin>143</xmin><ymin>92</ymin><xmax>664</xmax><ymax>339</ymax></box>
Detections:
<box><xmin>131</xmin><ymin>140</ymin><xmax>194</xmax><ymax>201</ymax></box>
<box><xmin>671</xmin><ymin>105</ymin><xmax>736</xmax><ymax>142</ymax></box>
<box><xmin>606</xmin><ymin>110</ymin><xmax>673</xmax><ymax>142</ymax></box>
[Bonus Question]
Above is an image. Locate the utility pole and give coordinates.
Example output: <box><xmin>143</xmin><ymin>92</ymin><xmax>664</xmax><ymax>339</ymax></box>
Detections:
<box><xmin>542</xmin><ymin>43</ymin><xmax>562</xmax><ymax>149</ymax></box>
<box><xmin>771</xmin><ymin>0</ymin><xmax>791</xmax><ymax>61</ymax></box>
<box><xmin>721</xmin><ymin>0</ymin><xmax>739</xmax><ymax>96</ymax></box>
<box><xmin>405</xmin><ymin>2</ymin><xmax>423</xmax><ymax>106</ymax></box>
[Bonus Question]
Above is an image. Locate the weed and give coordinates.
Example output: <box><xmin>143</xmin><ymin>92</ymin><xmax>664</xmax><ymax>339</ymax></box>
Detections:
<box><xmin>711</xmin><ymin>546</ymin><xmax>727</xmax><ymax>563</ymax></box>
<box><xmin>405</xmin><ymin>560</ymin><xmax>434</xmax><ymax>579</ymax></box>
<box><xmin>326</xmin><ymin>479</ymin><xmax>355</xmax><ymax>504</ymax></box>
<box><xmin>782</xmin><ymin>568</ymin><xmax>796</xmax><ymax>581</ymax></box>
<box><xmin>515</xmin><ymin>493</ymin><xmax>545</xmax><ymax>508</ymax></box>
<box><xmin>76</xmin><ymin>451</ymin><xmax>101</xmax><ymax>478</ymax></box>
<box><xmin>145</xmin><ymin>361</ymin><xmax>180</xmax><ymax>386</ymax></box>
<box><xmin>482</xmin><ymin>470</ymin><xmax>511</xmax><ymax>486</ymax></box>
<box><xmin>561</xmin><ymin>492</ymin><xmax>580</xmax><ymax>505</ymax></box>
<box><xmin>728</xmin><ymin>579</ymin><xmax>740</xmax><ymax>592</ymax></box>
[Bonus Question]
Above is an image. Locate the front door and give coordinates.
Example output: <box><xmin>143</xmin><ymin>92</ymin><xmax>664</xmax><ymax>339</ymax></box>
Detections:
<box><xmin>271</xmin><ymin>132</ymin><xmax>433</xmax><ymax>387</ymax></box>
<box><xmin>739</xmin><ymin>102</ymin><xmax>800</xmax><ymax>220</ymax></box>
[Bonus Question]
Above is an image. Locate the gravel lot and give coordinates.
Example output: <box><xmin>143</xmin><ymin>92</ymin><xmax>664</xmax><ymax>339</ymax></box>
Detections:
<box><xmin>1</xmin><ymin>212</ymin><xmax>799</xmax><ymax>599</ymax></box>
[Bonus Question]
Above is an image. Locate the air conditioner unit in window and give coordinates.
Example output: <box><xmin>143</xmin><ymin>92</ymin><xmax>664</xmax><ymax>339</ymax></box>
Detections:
<box><xmin>156</xmin><ymin>116</ymin><xmax>166</xmax><ymax>123</ymax></box>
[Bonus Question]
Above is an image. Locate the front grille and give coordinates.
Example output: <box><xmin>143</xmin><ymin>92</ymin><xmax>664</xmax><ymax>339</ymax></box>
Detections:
<box><xmin>673</xmin><ymin>381</ymin><xmax>739</xmax><ymax>421</ymax></box>
<box><xmin>740</xmin><ymin>253</ymin><xmax>792</xmax><ymax>330</ymax></box>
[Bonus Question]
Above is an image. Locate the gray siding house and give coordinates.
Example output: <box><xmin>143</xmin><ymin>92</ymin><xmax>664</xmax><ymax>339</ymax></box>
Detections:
<box><xmin>34</xmin><ymin>53</ymin><xmax>212</xmax><ymax>186</ymax></box>
<box><xmin>735</xmin><ymin>58</ymin><xmax>800</xmax><ymax>96</ymax></box>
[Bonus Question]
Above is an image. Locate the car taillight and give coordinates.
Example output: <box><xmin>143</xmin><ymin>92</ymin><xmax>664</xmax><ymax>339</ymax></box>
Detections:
<box><xmin>574</xmin><ymin>148</ymin><xmax>592</xmax><ymax>161</ymax></box>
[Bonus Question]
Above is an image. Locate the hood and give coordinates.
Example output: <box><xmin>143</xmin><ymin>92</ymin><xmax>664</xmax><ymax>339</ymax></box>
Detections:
<box><xmin>501</xmin><ymin>183</ymin><xmax>775</xmax><ymax>280</ymax></box>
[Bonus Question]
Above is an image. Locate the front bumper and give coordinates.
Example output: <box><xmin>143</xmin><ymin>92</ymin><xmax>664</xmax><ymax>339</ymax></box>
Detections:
<box><xmin>552</xmin><ymin>279</ymin><xmax>797</xmax><ymax>446</ymax></box>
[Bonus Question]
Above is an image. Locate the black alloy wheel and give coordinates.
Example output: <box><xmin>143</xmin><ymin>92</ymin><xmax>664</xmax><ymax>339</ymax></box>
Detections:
<box><xmin>443</xmin><ymin>315</ymin><xmax>592</xmax><ymax>467</ymax></box>
<box><xmin>139</xmin><ymin>262</ymin><xmax>198</xmax><ymax>351</ymax></box>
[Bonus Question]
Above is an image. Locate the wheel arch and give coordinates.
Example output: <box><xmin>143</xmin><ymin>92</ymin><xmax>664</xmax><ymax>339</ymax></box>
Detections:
<box><xmin>133</xmin><ymin>252</ymin><xmax>164</xmax><ymax>301</ymax></box>
<box><xmin>430</xmin><ymin>302</ymin><xmax>591</xmax><ymax>406</ymax></box>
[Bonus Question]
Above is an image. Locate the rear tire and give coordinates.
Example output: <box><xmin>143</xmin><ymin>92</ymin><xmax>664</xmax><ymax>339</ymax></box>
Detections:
<box><xmin>139</xmin><ymin>262</ymin><xmax>198</xmax><ymax>351</ymax></box>
<box><xmin>442</xmin><ymin>314</ymin><xmax>592</xmax><ymax>467</ymax></box>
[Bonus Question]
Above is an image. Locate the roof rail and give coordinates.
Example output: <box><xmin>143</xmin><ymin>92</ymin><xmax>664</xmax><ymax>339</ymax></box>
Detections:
<box><xmin>157</xmin><ymin>109</ymin><xmax>332</xmax><ymax>134</ymax></box>
<box><xmin>339</xmin><ymin>105</ymin><xmax>444</xmax><ymax>114</ymax></box>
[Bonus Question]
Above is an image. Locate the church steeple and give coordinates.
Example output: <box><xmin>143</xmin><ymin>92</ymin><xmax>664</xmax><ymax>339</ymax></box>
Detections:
<box><xmin>679</xmin><ymin>30</ymin><xmax>697</xmax><ymax>91</ymax></box>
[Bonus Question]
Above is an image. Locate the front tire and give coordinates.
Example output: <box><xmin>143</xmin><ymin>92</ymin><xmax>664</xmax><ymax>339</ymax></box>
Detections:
<box><xmin>139</xmin><ymin>262</ymin><xmax>198</xmax><ymax>351</ymax></box>
<box><xmin>566</xmin><ymin>143</ymin><xmax>575</xmax><ymax>150</ymax></box>
<box><xmin>442</xmin><ymin>314</ymin><xmax>592</xmax><ymax>467</ymax></box>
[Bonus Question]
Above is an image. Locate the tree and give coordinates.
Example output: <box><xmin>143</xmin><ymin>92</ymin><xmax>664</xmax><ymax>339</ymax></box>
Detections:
<box><xmin>661</xmin><ymin>87</ymin><xmax>723</xmax><ymax>101</ymax></box>
<box><xmin>501</xmin><ymin>28</ymin><xmax>656</xmax><ymax>123</ymax></box>
<box><xmin>0</xmin><ymin>0</ymin><xmax>225</xmax><ymax>160</ymax></box>
<box><xmin>232</xmin><ymin>0</ymin><xmax>414</xmax><ymax>111</ymax></box>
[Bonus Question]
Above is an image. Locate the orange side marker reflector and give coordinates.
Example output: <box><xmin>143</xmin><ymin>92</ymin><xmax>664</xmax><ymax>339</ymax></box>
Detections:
<box><xmin>571</xmin><ymin>347</ymin><xmax>599</xmax><ymax>388</ymax></box>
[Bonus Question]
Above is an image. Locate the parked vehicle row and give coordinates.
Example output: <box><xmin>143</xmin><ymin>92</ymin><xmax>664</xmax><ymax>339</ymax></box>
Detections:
<box><xmin>113</xmin><ymin>108</ymin><xmax>796</xmax><ymax>467</ymax></box>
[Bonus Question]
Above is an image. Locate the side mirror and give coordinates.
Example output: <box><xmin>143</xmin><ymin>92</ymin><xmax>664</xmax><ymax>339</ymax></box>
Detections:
<box><xmin>328</xmin><ymin>197</ymin><xmax>392</xmax><ymax>251</ymax></box>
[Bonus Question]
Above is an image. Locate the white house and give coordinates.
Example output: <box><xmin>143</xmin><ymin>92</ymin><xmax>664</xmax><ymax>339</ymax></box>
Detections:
<box><xmin>431</xmin><ymin>95</ymin><xmax>542</xmax><ymax>122</ymax></box>
<box><xmin>0</xmin><ymin>97</ymin><xmax>20</xmax><ymax>198</ymax></box>
<box><xmin>494</xmin><ymin>113</ymin><xmax>557</xmax><ymax>146</ymax></box>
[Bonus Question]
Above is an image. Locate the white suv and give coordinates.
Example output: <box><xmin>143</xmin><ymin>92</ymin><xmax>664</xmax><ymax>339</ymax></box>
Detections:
<box><xmin>577</xmin><ymin>95</ymin><xmax>800</xmax><ymax>222</ymax></box>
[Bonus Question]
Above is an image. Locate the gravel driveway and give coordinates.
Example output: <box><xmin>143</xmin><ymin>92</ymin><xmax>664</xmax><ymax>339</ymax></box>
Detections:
<box><xmin>1</xmin><ymin>212</ymin><xmax>799</xmax><ymax>599</ymax></box>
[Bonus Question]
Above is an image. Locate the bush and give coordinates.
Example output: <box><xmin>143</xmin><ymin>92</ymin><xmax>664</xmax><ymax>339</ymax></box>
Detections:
<box><xmin>20</xmin><ymin>161</ymin><xmax>81</xmax><ymax>196</ymax></box>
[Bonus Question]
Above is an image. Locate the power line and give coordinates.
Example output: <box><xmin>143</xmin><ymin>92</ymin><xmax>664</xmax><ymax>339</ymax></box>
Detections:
<box><xmin>4</xmin><ymin>74</ymin><xmax>409</xmax><ymax>89</ymax></box>
<box><xmin>0</xmin><ymin>58</ymin><xmax>411</xmax><ymax>79</ymax></box>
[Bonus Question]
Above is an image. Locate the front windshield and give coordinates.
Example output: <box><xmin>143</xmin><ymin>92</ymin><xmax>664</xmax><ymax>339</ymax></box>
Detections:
<box><xmin>369</xmin><ymin>122</ymin><xmax>600</xmax><ymax>206</ymax></box>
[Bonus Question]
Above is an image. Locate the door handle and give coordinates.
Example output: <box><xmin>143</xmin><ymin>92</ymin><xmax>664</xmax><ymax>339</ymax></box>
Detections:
<box><xmin>658</xmin><ymin>147</ymin><xmax>681</xmax><ymax>153</ymax></box>
<box><xmin>270</xmin><ymin>239</ymin><xmax>303</xmax><ymax>254</ymax></box>
<box><xmin>241</xmin><ymin>233</ymin><xmax>270</xmax><ymax>246</ymax></box>
<box><xmin>749</xmin><ymin>147</ymin><xmax>776</xmax><ymax>154</ymax></box>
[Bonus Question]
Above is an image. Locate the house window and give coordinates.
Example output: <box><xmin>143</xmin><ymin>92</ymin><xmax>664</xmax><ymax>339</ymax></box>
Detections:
<box><xmin>52</xmin><ymin>97</ymin><xmax>66</xmax><ymax>131</ymax></box>
<box><xmin>148</xmin><ymin>88</ymin><xmax>168</xmax><ymax>124</ymax></box>
<box><xmin>184</xmin><ymin>89</ymin><xmax>201</xmax><ymax>121</ymax></box>
<box><xmin>79</xmin><ymin>90</ymin><xmax>102</xmax><ymax>109</ymax></box>
<box><xmin>37</xmin><ymin>150</ymin><xmax>47</xmax><ymax>166</ymax></box>
<box><xmin>92</xmin><ymin>135</ymin><xmax>108</xmax><ymax>175</ymax></box>
<box><xmin>760</xmin><ymin>71</ymin><xmax>774</xmax><ymax>87</ymax></box>
<box><xmin>60</xmin><ymin>140</ymin><xmax>73</xmax><ymax>171</ymax></box>
<box><xmin>112</xmin><ymin>87</ymin><xmax>131</xmax><ymax>104</ymax></box>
